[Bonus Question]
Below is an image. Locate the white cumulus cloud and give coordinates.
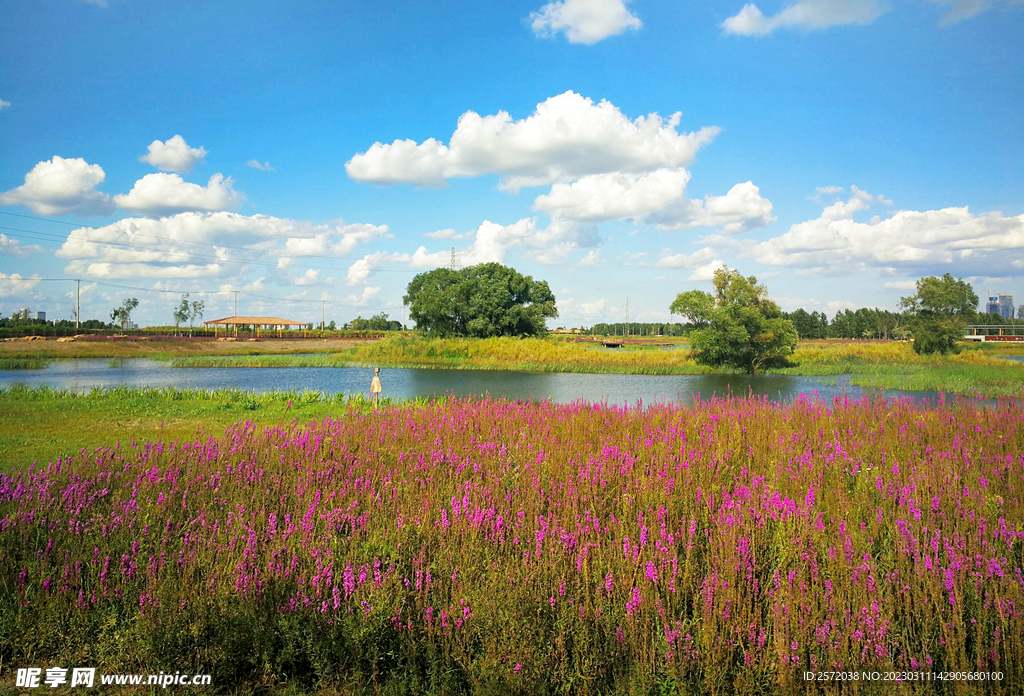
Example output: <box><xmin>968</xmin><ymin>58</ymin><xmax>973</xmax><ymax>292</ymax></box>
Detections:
<box><xmin>292</xmin><ymin>269</ymin><xmax>325</xmax><ymax>286</ymax></box>
<box><xmin>529</xmin><ymin>0</ymin><xmax>642</xmax><ymax>44</ymax></box>
<box><xmin>652</xmin><ymin>181</ymin><xmax>776</xmax><ymax>232</ymax></box>
<box><xmin>0</xmin><ymin>273</ymin><xmax>42</xmax><ymax>297</ymax></box>
<box><xmin>0</xmin><ymin>99</ymin><xmax>10</xmax><ymax>110</ymax></box>
<box><xmin>246</xmin><ymin>160</ymin><xmax>274</xmax><ymax>171</ymax></box>
<box><xmin>346</xmin><ymin>91</ymin><xmax>719</xmax><ymax>192</ymax></box>
<box><xmin>0</xmin><ymin>233</ymin><xmax>42</xmax><ymax>258</ymax></box>
<box><xmin>752</xmin><ymin>188</ymin><xmax>1024</xmax><ymax>277</ymax></box>
<box><xmin>345</xmin><ymin>286</ymin><xmax>382</xmax><ymax>307</ymax></box>
<box><xmin>113</xmin><ymin>173</ymin><xmax>243</xmax><ymax>216</ymax></box>
<box><xmin>344</xmin><ymin>217</ymin><xmax>585</xmax><ymax>286</ymax></box>
<box><xmin>0</xmin><ymin>156</ymin><xmax>115</xmax><ymax>216</ymax></box>
<box><xmin>139</xmin><ymin>135</ymin><xmax>208</xmax><ymax>173</ymax></box>
<box><xmin>723</xmin><ymin>0</ymin><xmax>886</xmax><ymax>36</ymax></box>
<box><xmin>578</xmin><ymin>298</ymin><xmax>609</xmax><ymax>315</ymax></box>
<box><xmin>57</xmin><ymin>211</ymin><xmax>388</xmax><ymax>281</ymax></box>
<box><xmin>535</xmin><ymin>168</ymin><xmax>691</xmax><ymax>222</ymax></box>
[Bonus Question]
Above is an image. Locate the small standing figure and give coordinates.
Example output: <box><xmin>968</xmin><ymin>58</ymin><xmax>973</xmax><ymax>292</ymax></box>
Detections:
<box><xmin>370</xmin><ymin>367</ymin><xmax>382</xmax><ymax>409</ymax></box>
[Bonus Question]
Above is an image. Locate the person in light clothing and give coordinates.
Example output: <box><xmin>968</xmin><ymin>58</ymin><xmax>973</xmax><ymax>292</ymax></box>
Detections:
<box><xmin>370</xmin><ymin>367</ymin><xmax>382</xmax><ymax>409</ymax></box>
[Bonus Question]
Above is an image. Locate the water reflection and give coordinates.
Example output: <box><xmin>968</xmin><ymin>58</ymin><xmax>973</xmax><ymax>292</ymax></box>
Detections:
<box><xmin>0</xmin><ymin>358</ymin><xmax>950</xmax><ymax>406</ymax></box>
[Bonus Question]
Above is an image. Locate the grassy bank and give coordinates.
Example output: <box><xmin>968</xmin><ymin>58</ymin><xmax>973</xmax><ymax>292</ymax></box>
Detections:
<box><xmin>171</xmin><ymin>335</ymin><xmax>710</xmax><ymax>375</ymax></box>
<box><xmin>0</xmin><ymin>336</ymin><xmax>376</xmax><ymax>361</ymax></box>
<box><xmin>0</xmin><ymin>386</ymin><xmax>398</xmax><ymax>469</ymax></box>
<box><xmin>1</xmin><ymin>393</ymin><xmax>1021</xmax><ymax>694</ymax></box>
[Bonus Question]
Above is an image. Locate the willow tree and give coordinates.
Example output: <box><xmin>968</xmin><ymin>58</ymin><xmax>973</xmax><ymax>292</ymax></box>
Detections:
<box><xmin>670</xmin><ymin>268</ymin><xmax>796</xmax><ymax>374</ymax></box>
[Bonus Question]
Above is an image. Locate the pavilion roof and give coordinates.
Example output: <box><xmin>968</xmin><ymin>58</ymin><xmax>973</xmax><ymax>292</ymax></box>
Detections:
<box><xmin>204</xmin><ymin>316</ymin><xmax>308</xmax><ymax>326</ymax></box>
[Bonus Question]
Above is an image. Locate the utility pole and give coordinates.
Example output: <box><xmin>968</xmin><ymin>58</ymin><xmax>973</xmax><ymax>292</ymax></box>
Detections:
<box><xmin>75</xmin><ymin>279</ymin><xmax>80</xmax><ymax>330</ymax></box>
<box><xmin>321</xmin><ymin>300</ymin><xmax>325</xmax><ymax>331</ymax></box>
<box><xmin>233</xmin><ymin>290</ymin><xmax>238</xmax><ymax>337</ymax></box>
<box><xmin>625</xmin><ymin>297</ymin><xmax>629</xmax><ymax>337</ymax></box>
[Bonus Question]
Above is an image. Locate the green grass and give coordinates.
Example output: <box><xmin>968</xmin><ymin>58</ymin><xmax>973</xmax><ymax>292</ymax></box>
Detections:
<box><xmin>0</xmin><ymin>385</ymin><xmax>412</xmax><ymax>469</ymax></box>
<box><xmin>0</xmin><ymin>357</ymin><xmax>50</xmax><ymax>370</ymax></box>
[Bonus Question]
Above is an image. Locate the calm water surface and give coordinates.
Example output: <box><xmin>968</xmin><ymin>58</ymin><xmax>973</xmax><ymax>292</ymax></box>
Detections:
<box><xmin>0</xmin><ymin>358</ymin><xmax>944</xmax><ymax>406</ymax></box>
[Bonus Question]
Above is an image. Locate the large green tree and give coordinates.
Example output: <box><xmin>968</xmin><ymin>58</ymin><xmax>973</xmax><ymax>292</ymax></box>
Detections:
<box><xmin>670</xmin><ymin>268</ymin><xmax>797</xmax><ymax>374</ymax></box>
<box><xmin>404</xmin><ymin>263</ymin><xmax>557</xmax><ymax>337</ymax></box>
<box><xmin>899</xmin><ymin>273</ymin><xmax>978</xmax><ymax>354</ymax></box>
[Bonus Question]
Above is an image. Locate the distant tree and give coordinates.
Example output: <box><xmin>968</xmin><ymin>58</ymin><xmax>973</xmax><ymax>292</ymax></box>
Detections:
<box><xmin>173</xmin><ymin>294</ymin><xmax>190</xmax><ymax>336</ymax></box>
<box><xmin>110</xmin><ymin>297</ymin><xmax>139</xmax><ymax>332</ymax></box>
<box><xmin>348</xmin><ymin>312</ymin><xmax>402</xmax><ymax>331</ymax></box>
<box><xmin>327</xmin><ymin>320</ymin><xmax>337</xmax><ymax>331</ymax></box>
<box><xmin>404</xmin><ymin>263</ymin><xmax>557</xmax><ymax>338</ymax></box>
<box><xmin>899</xmin><ymin>274</ymin><xmax>978</xmax><ymax>355</ymax></box>
<box><xmin>676</xmin><ymin>268</ymin><xmax>797</xmax><ymax>374</ymax></box>
<box><xmin>188</xmin><ymin>299</ymin><xmax>204</xmax><ymax>336</ymax></box>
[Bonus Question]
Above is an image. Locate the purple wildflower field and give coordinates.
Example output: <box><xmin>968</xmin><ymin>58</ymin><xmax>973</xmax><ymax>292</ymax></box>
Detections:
<box><xmin>2</xmin><ymin>394</ymin><xmax>1022</xmax><ymax>694</ymax></box>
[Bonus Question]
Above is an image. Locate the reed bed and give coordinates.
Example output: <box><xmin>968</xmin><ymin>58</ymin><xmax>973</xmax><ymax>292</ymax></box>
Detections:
<box><xmin>0</xmin><ymin>357</ymin><xmax>50</xmax><ymax>370</ymax></box>
<box><xmin>1</xmin><ymin>394</ymin><xmax>1022</xmax><ymax>694</ymax></box>
<box><xmin>171</xmin><ymin>336</ymin><xmax>715</xmax><ymax>375</ymax></box>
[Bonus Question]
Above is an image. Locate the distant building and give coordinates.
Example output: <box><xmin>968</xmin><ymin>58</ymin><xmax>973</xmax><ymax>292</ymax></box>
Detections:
<box><xmin>21</xmin><ymin>307</ymin><xmax>30</xmax><ymax>319</ymax></box>
<box><xmin>1019</xmin><ymin>304</ymin><xmax>1024</xmax><ymax>320</ymax></box>
<box><xmin>36</xmin><ymin>311</ymin><xmax>46</xmax><ymax>321</ymax></box>
<box><xmin>986</xmin><ymin>294</ymin><xmax>1015</xmax><ymax>320</ymax></box>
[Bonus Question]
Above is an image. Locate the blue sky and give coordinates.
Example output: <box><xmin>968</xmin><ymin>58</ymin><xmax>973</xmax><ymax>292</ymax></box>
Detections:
<box><xmin>1</xmin><ymin>0</ymin><xmax>1022</xmax><ymax>327</ymax></box>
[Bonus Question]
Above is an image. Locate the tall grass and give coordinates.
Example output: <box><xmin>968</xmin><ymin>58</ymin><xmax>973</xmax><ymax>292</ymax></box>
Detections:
<box><xmin>1</xmin><ymin>394</ymin><xmax>1021</xmax><ymax>694</ymax></box>
<box><xmin>0</xmin><ymin>357</ymin><xmax>49</xmax><ymax>370</ymax></box>
<box><xmin>172</xmin><ymin>335</ymin><xmax>717</xmax><ymax>375</ymax></box>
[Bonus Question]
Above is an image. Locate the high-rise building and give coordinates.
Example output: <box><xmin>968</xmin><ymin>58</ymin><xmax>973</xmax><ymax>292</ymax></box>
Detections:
<box><xmin>1019</xmin><ymin>304</ymin><xmax>1024</xmax><ymax>320</ymax></box>
<box><xmin>986</xmin><ymin>294</ymin><xmax>1015</xmax><ymax>320</ymax></box>
<box><xmin>36</xmin><ymin>311</ymin><xmax>46</xmax><ymax>321</ymax></box>
<box><xmin>999</xmin><ymin>294</ymin><xmax>1014</xmax><ymax>320</ymax></box>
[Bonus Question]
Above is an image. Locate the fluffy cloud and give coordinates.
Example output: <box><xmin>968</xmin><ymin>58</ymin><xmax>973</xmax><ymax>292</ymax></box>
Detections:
<box><xmin>533</xmin><ymin>170</ymin><xmax>773</xmax><ymax>232</ymax></box>
<box><xmin>579</xmin><ymin>250</ymin><xmax>601</xmax><ymax>266</ymax></box>
<box><xmin>0</xmin><ymin>99</ymin><xmax>10</xmax><ymax>110</ymax></box>
<box><xmin>656</xmin><ymin>248</ymin><xmax>727</xmax><ymax>281</ymax></box>
<box><xmin>688</xmin><ymin>259</ymin><xmax>728</xmax><ymax>281</ymax></box>
<box><xmin>346</xmin><ymin>91</ymin><xmax>719</xmax><ymax>192</ymax></box>
<box><xmin>656</xmin><ymin>246</ymin><xmax>720</xmax><ymax>269</ymax></box>
<box><xmin>534</xmin><ymin>168</ymin><xmax>690</xmax><ymax>222</ymax></box>
<box><xmin>246</xmin><ymin>160</ymin><xmax>274</xmax><ymax>171</ymax></box>
<box><xmin>0</xmin><ymin>273</ymin><xmax>42</xmax><ymax>297</ymax></box>
<box><xmin>139</xmin><ymin>135</ymin><xmax>208</xmax><ymax>173</ymax></box>
<box><xmin>578</xmin><ymin>298</ymin><xmax>609</xmax><ymax>315</ymax></box>
<box><xmin>113</xmin><ymin>173</ymin><xmax>243</xmax><ymax>216</ymax></box>
<box><xmin>652</xmin><ymin>181</ymin><xmax>776</xmax><ymax>232</ymax></box>
<box><xmin>752</xmin><ymin>188</ymin><xmax>1024</xmax><ymax>277</ymax></box>
<box><xmin>344</xmin><ymin>216</ymin><xmax>590</xmax><ymax>286</ymax></box>
<box><xmin>345</xmin><ymin>286</ymin><xmax>382</xmax><ymax>307</ymax></box>
<box><xmin>282</xmin><ymin>223</ymin><xmax>389</xmax><ymax>257</ymax></box>
<box><xmin>883</xmin><ymin>280</ymin><xmax>918</xmax><ymax>290</ymax></box>
<box><xmin>56</xmin><ymin>211</ymin><xmax>388</xmax><ymax>280</ymax></box>
<box><xmin>0</xmin><ymin>156</ymin><xmax>115</xmax><ymax>216</ymax></box>
<box><xmin>723</xmin><ymin>0</ymin><xmax>886</xmax><ymax>36</ymax></box>
<box><xmin>0</xmin><ymin>233</ymin><xmax>42</xmax><ymax>258</ymax></box>
<box><xmin>423</xmin><ymin>228</ymin><xmax>472</xmax><ymax>241</ymax></box>
<box><xmin>292</xmin><ymin>269</ymin><xmax>325</xmax><ymax>286</ymax></box>
<box><xmin>529</xmin><ymin>0</ymin><xmax>642</xmax><ymax>44</ymax></box>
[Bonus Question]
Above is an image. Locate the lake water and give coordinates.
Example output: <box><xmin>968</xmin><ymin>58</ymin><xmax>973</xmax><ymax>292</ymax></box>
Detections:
<box><xmin>0</xmin><ymin>358</ymin><xmax>944</xmax><ymax>406</ymax></box>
